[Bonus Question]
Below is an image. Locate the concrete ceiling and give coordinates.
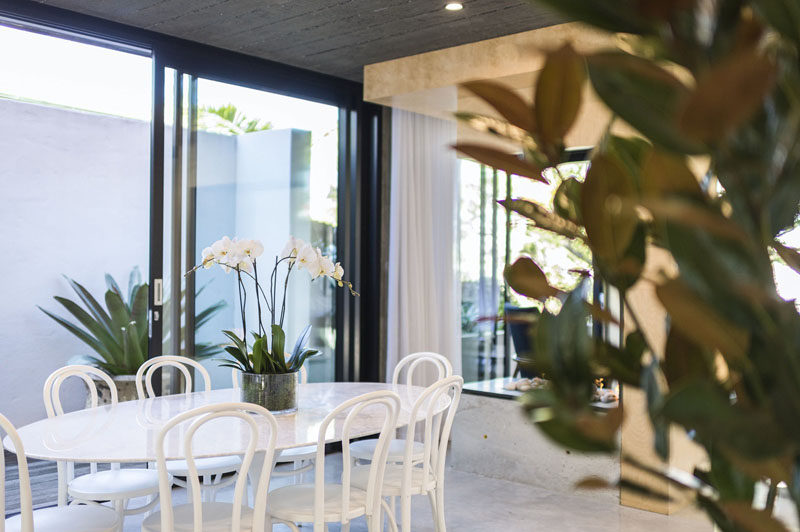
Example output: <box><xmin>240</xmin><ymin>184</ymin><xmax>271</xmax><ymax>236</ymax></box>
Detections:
<box><xmin>32</xmin><ymin>0</ymin><xmax>563</xmax><ymax>81</ymax></box>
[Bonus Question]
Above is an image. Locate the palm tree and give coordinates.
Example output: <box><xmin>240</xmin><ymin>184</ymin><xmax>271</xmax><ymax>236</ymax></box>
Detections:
<box><xmin>199</xmin><ymin>104</ymin><xmax>272</xmax><ymax>135</ymax></box>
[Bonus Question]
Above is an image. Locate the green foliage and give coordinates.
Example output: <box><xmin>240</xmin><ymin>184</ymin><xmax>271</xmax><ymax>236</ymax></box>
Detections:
<box><xmin>458</xmin><ymin>1</ymin><xmax>800</xmax><ymax>528</ymax></box>
<box><xmin>218</xmin><ymin>324</ymin><xmax>318</xmax><ymax>375</ymax></box>
<box><xmin>199</xmin><ymin>104</ymin><xmax>273</xmax><ymax>135</ymax></box>
<box><xmin>39</xmin><ymin>268</ymin><xmax>225</xmax><ymax>375</ymax></box>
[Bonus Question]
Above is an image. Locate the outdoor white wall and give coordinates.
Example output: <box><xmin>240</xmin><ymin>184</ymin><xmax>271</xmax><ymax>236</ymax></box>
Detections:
<box><xmin>0</xmin><ymin>100</ymin><xmax>150</xmax><ymax>427</ymax></box>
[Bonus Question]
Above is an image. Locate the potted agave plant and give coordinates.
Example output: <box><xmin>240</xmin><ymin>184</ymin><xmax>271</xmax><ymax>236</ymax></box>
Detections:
<box><xmin>188</xmin><ymin>236</ymin><xmax>356</xmax><ymax>413</ymax></box>
<box><xmin>39</xmin><ymin>267</ymin><xmax>225</xmax><ymax>404</ymax></box>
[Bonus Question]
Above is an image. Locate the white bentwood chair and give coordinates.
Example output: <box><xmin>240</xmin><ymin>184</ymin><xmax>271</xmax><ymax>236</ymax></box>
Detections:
<box><xmin>137</xmin><ymin>356</ymin><xmax>243</xmax><ymax>501</ymax></box>
<box><xmin>1</xmin><ymin>411</ymin><xmax>120</xmax><ymax>532</ymax></box>
<box><xmin>232</xmin><ymin>365</ymin><xmax>316</xmax><ymax>482</ymax></box>
<box><xmin>352</xmin><ymin>376</ymin><xmax>463</xmax><ymax>532</ymax></box>
<box><xmin>43</xmin><ymin>365</ymin><xmax>161</xmax><ymax>531</ymax></box>
<box><xmin>268</xmin><ymin>390</ymin><xmax>401</xmax><ymax>532</ymax></box>
<box><xmin>141</xmin><ymin>402</ymin><xmax>285</xmax><ymax>532</ymax></box>
<box><xmin>349</xmin><ymin>352</ymin><xmax>453</xmax><ymax>464</ymax></box>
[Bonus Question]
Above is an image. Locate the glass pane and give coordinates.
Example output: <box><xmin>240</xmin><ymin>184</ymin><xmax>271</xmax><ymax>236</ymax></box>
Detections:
<box><xmin>458</xmin><ymin>158</ymin><xmax>591</xmax><ymax>384</ymax></box>
<box><xmin>189</xmin><ymin>78</ymin><xmax>340</xmax><ymax>386</ymax></box>
<box><xmin>0</xmin><ymin>24</ymin><xmax>152</xmax><ymax>424</ymax></box>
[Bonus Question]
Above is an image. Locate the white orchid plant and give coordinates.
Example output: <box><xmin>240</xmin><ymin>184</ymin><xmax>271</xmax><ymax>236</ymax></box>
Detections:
<box><xmin>187</xmin><ymin>236</ymin><xmax>357</xmax><ymax>375</ymax></box>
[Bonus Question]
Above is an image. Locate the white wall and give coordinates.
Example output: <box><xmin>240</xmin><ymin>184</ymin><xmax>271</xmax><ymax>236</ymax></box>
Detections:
<box><xmin>0</xmin><ymin>100</ymin><xmax>150</xmax><ymax>426</ymax></box>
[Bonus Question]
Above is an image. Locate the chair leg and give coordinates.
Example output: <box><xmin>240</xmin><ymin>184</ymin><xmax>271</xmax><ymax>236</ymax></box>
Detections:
<box><xmin>427</xmin><ymin>491</ymin><xmax>439</xmax><ymax>532</ymax></box>
<box><xmin>435</xmin><ymin>487</ymin><xmax>446</xmax><ymax>532</ymax></box>
<box><xmin>400</xmin><ymin>495</ymin><xmax>412</xmax><ymax>532</ymax></box>
<box><xmin>113</xmin><ymin>499</ymin><xmax>125</xmax><ymax>532</ymax></box>
<box><xmin>380</xmin><ymin>498</ymin><xmax>400</xmax><ymax>532</ymax></box>
<box><xmin>342</xmin><ymin>521</ymin><xmax>351</xmax><ymax>532</ymax></box>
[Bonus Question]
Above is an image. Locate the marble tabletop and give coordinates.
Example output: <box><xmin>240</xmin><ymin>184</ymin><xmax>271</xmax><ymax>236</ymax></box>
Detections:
<box><xmin>4</xmin><ymin>382</ymin><xmax>445</xmax><ymax>463</ymax></box>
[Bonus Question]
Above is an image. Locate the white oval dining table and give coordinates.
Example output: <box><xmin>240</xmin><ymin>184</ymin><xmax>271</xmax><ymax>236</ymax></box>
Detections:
<box><xmin>3</xmin><ymin>382</ymin><xmax>445</xmax><ymax>463</ymax></box>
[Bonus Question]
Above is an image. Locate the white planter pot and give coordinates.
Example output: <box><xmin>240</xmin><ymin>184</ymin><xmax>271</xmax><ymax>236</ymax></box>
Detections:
<box><xmin>85</xmin><ymin>374</ymin><xmax>138</xmax><ymax>407</ymax></box>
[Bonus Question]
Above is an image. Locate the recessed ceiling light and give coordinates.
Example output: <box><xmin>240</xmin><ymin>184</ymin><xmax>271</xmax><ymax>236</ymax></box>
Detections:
<box><xmin>445</xmin><ymin>3</ymin><xmax>463</xmax><ymax>11</ymax></box>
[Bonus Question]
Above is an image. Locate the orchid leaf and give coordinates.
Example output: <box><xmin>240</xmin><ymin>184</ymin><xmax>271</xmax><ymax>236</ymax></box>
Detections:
<box><xmin>271</xmin><ymin>325</ymin><xmax>287</xmax><ymax>373</ymax></box>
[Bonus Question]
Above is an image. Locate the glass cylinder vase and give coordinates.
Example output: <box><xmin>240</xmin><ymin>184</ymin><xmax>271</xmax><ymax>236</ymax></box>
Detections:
<box><xmin>240</xmin><ymin>372</ymin><xmax>298</xmax><ymax>414</ymax></box>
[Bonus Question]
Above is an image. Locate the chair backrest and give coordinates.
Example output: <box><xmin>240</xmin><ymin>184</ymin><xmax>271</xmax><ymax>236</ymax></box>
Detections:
<box><xmin>1</xmin><ymin>413</ymin><xmax>33</xmax><ymax>532</ymax></box>
<box><xmin>401</xmin><ymin>376</ymin><xmax>463</xmax><ymax>495</ymax></box>
<box><xmin>136</xmin><ymin>356</ymin><xmax>211</xmax><ymax>399</ymax></box>
<box><xmin>315</xmin><ymin>391</ymin><xmax>400</xmax><ymax>529</ymax></box>
<box><xmin>43</xmin><ymin>365</ymin><xmax>118</xmax><ymax>418</ymax></box>
<box><xmin>230</xmin><ymin>362</ymin><xmax>308</xmax><ymax>388</ymax></box>
<box><xmin>155</xmin><ymin>402</ymin><xmax>278</xmax><ymax>532</ymax></box>
<box><xmin>392</xmin><ymin>352</ymin><xmax>453</xmax><ymax>386</ymax></box>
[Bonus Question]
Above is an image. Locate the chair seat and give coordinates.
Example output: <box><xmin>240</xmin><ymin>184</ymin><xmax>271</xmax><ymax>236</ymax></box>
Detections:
<box><xmin>351</xmin><ymin>464</ymin><xmax>436</xmax><ymax>496</ymax></box>
<box><xmin>269</xmin><ymin>483</ymin><xmax>369</xmax><ymax>523</ymax></box>
<box><xmin>166</xmin><ymin>455</ymin><xmax>242</xmax><ymax>476</ymax></box>
<box><xmin>278</xmin><ymin>444</ymin><xmax>317</xmax><ymax>461</ymax></box>
<box><xmin>349</xmin><ymin>438</ymin><xmax>425</xmax><ymax>463</ymax></box>
<box><xmin>5</xmin><ymin>504</ymin><xmax>119</xmax><ymax>532</ymax></box>
<box><xmin>68</xmin><ymin>468</ymin><xmax>161</xmax><ymax>500</ymax></box>
<box><xmin>142</xmin><ymin>502</ymin><xmax>254</xmax><ymax>532</ymax></box>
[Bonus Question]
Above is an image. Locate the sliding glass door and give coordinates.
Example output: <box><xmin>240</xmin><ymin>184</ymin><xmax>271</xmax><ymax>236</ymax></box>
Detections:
<box><xmin>162</xmin><ymin>71</ymin><xmax>341</xmax><ymax>388</ymax></box>
<box><xmin>0</xmin><ymin>23</ymin><xmax>152</xmax><ymax>424</ymax></box>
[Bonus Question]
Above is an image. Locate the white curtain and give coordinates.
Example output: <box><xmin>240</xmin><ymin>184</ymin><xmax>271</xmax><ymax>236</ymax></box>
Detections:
<box><xmin>386</xmin><ymin>109</ymin><xmax>461</xmax><ymax>384</ymax></box>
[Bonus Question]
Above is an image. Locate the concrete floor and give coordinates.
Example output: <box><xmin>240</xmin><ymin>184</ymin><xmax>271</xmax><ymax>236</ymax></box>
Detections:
<box><xmin>118</xmin><ymin>455</ymin><xmax>716</xmax><ymax>532</ymax></box>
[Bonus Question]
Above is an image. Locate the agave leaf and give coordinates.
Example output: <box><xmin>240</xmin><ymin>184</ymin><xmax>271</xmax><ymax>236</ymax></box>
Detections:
<box><xmin>38</xmin><ymin>306</ymin><xmax>113</xmax><ymax>362</ymax></box>
<box><xmin>53</xmin><ymin>296</ymin><xmax>123</xmax><ymax>364</ymax></box>
<box><xmin>124</xmin><ymin>321</ymin><xmax>146</xmax><ymax>371</ymax></box>
<box><xmin>130</xmin><ymin>284</ymin><xmax>148</xmax><ymax>346</ymax></box>
<box><xmin>127</xmin><ymin>267</ymin><xmax>142</xmax><ymax>308</ymax></box>
<box><xmin>105</xmin><ymin>290</ymin><xmax>132</xmax><ymax>343</ymax></box>
<box><xmin>105</xmin><ymin>273</ymin><xmax>124</xmax><ymax>301</ymax></box>
<box><xmin>64</xmin><ymin>277</ymin><xmax>114</xmax><ymax>336</ymax></box>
